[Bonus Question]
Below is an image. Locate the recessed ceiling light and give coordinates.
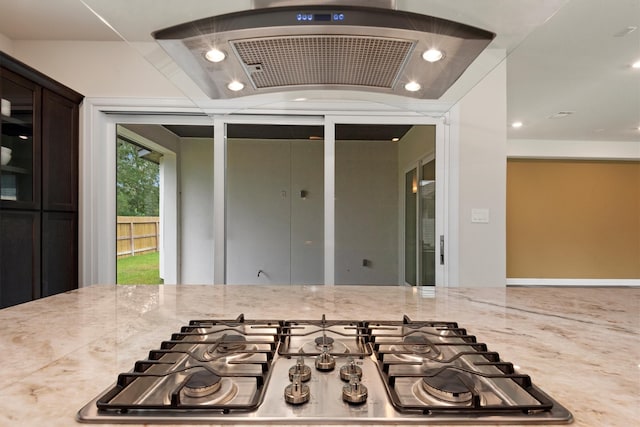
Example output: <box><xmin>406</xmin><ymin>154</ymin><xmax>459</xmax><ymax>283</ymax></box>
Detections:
<box><xmin>227</xmin><ymin>81</ymin><xmax>244</xmax><ymax>91</ymax></box>
<box><xmin>632</xmin><ymin>60</ymin><xmax>640</xmax><ymax>69</ymax></box>
<box><xmin>511</xmin><ymin>121</ymin><xmax>523</xmax><ymax>128</ymax></box>
<box><xmin>18</xmin><ymin>135</ymin><xmax>28</xmax><ymax>140</ymax></box>
<box><xmin>548</xmin><ymin>111</ymin><xmax>574</xmax><ymax>119</ymax></box>
<box><xmin>204</xmin><ymin>48</ymin><xmax>226</xmax><ymax>63</ymax></box>
<box><xmin>422</xmin><ymin>48</ymin><xmax>444</xmax><ymax>62</ymax></box>
<box><xmin>613</xmin><ymin>26</ymin><xmax>637</xmax><ymax>37</ymax></box>
<box><xmin>404</xmin><ymin>81</ymin><xmax>421</xmax><ymax>92</ymax></box>
<box><xmin>391</xmin><ymin>137</ymin><xmax>400</xmax><ymax>142</ymax></box>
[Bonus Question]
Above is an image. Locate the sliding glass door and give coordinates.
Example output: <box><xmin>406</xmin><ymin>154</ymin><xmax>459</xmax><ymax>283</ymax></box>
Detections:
<box><xmin>216</xmin><ymin>116</ymin><xmax>443</xmax><ymax>286</ymax></box>
<box><xmin>403</xmin><ymin>133</ymin><xmax>437</xmax><ymax>286</ymax></box>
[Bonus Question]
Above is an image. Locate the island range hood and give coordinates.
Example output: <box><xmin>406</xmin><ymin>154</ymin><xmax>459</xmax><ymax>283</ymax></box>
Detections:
<box><xmin>152</xmin><ymin>1</ymin><xmax>495</xmax><ymax>99</ymax></box>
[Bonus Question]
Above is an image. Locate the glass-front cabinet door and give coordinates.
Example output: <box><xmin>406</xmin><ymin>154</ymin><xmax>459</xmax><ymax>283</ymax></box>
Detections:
<box><xmin>0</xmin><ymin>68</ymin><xmax>41</xmax><ymax>209</ymax></box>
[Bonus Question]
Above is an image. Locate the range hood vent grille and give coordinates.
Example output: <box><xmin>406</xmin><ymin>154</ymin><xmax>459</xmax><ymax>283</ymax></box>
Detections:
<box><xmin>232</xmin><ymin>35</ymin><xmax>414</xmax><ymax>89</ymax></box>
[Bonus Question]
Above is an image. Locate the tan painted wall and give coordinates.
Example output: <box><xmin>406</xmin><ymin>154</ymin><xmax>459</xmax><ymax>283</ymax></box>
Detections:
<box><xmin>507</xmin><ymin>160</ymin><xmax>640</xmax><ymax>279</ymax></box>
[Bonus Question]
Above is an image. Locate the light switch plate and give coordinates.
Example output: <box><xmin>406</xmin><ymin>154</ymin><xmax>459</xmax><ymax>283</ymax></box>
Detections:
<box><xmin>471</xmin><ymin>208</ymin><xmax>490</xmax><ymax>223</ymax></box>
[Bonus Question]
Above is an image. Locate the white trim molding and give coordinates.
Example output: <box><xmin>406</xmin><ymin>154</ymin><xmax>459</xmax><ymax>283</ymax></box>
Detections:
<box><xmin>507</xmin><ymin>278</ymin><xmax>640</xmax><ymax>287</ymax></box>
<box><xmin>508</xmin><ymin>139</ymin><xmax>640</xmax><ymax>160</ymax></box>
<box><xmin>80</xmin><ymin>98</ymin><xmax>460</xmax><ymax>287</ymax></box>
<box><xmin>79</xmin><ymin>98</ymin><xmax>213</xmax><ymax>287</ymax></box>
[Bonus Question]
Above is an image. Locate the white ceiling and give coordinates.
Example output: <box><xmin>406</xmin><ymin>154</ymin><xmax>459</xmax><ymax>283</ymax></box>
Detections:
<box><xmin>0</xmin><ymin>0</ymin><xmax>638</xmax><ymax>142</ymax></box>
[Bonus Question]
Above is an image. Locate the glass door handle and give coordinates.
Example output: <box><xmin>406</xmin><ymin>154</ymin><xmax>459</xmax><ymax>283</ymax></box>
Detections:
<box><xmin>439</xmin><ymin>235</ymin><xmax>445</xmax><ymax>265</ymax></box>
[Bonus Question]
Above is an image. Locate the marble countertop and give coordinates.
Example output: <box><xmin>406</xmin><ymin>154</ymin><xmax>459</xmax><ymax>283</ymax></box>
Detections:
<box><xmin>0</xmin><ymin>285</ymin><xmax>637</xmax><ymax>427</ymax></box>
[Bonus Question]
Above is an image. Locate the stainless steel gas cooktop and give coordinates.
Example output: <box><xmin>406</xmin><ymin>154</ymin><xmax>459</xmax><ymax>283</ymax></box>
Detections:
<box><xmin>77</xmin><ymin>314</ymin><xmax>573</xmax><ymax>424</ymax></box>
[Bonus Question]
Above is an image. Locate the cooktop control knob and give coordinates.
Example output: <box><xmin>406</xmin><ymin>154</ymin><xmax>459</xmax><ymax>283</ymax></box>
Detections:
<box><xmin>289</xmin><ymin>355</ymin><xmax>312</xmax><ymax>382</ymax></box>
<box><xmin>284</xmin><ymin>373</ymin><xmax>310</xmax><ymax>405</ymax></box>
<box><xmin>315</xmin><ymin>346</ymin><xmax>336</xmax><ymax>371</ymax></box>
<box><xmin>342</xmin><ymin>374</ymin><xmax>368</xmax><ymax>404</ymax></box>
<box><xmin>339</xmin><ymin>356</ymin><xmax>362</xmax><ymax>381</ymax></box>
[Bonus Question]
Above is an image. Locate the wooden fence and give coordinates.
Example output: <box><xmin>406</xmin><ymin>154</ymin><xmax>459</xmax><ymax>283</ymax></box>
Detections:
<box><xmin>117</xmin><ymin>216</ymin><xmax>160</xmax><ymax>259</ymax></box>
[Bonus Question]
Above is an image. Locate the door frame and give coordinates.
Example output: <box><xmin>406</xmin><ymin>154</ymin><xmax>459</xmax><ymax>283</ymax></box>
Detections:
<box><xmin>81</xmin><ymin>99</ymin><xmax>452</xmax><ymax>287</ymax></box>
<box><xmin>80</xmin><ymin>98</ymin><xmax>210</xmax><ymax>286</ymax></box>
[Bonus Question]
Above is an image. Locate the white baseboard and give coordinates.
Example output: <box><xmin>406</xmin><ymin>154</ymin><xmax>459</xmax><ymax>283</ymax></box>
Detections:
<box><xmin>506</xmin><ymin>278</ymin><xmax>640</xmax><ymax>287</ymax></box>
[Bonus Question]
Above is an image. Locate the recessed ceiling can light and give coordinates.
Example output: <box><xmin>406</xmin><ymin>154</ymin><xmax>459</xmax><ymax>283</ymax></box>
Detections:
<box><xmin>404</xmin><ymin>81</ymin><xmax>421</xmax><ymax>92</ymax></box>
<box><xmin>18</xmin><ymin>135</ymin><xmax>29</xmax><ymax>140</ymax></box>
<box><xmin>511</xmin><ymin>121</ymin><xmax>523</xmax><ymax>128</ymax></box>
<box><xmin>391</xmin><ymin>137</ymin><xmax>400</xmax><ymax>142</ymax></box>
<box><xmin>204</xmin><ymin>48</ymin><xmax>226</xmax><ymax>63</ymax></box>
<box><xmin>613</xmin><ymin>26</ymin><xmax>637</xmax><ymax>37</ymax></box>
<box><xmin>422</xmin><ymin>48</ymin><xmax>444</xmax><ymax>62</ymax></box>
<box><xmin>227</xmin><ymin>81</ymin><xmax>244</xmax><ymax>91</ymax></box>
<box><xmin>548</xmin><ymin>111</ymin><xmax>574</xmax><ymax>119</ymax></box>
<box><xmin>632</xmin><ymin>60</ymin><xmax>640</xmax><ymax>69</ymax></box>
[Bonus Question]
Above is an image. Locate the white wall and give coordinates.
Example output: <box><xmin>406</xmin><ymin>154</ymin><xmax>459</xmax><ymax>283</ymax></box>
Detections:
<box><xmin>180</xmin><ymin>137</ymin><xmax>214</xmax><ymax>284</ymax></box>
<box><xmin>398</xmin><ymin>126</ymin><xmax>436</xmax><ymax>170</ymax></box>
<box><xmin>11</xmin><ymin>41</ymin><xmax>184</xmax><ymax>98</ymax></box>
<box><xmin>0</xmin><ymin>33</ymin><xmax>14</xmax><ymax>55</ymax></box>
<box><xmin>226</xmin><ymin>139</ymin><xmax>324</xmax><ymax>284</ymax></box>
<box><xmin>336</xmin><ymin>140</ymin><xmax>399</xmax><ymax>285</ymax></box>
<box><xmin>451</xmin><ymin>61</ymin><xmax>507</xmax><ymax>286</ymax></box>
<box><xmin>290</xmin><ymin>140</ymin><xmax>325</xmax><ymax>284</ymax></box>
<box><xmin>226</xmin><ymin>139</ymin><xmax>296</xmax><ymax>284</ymax></box>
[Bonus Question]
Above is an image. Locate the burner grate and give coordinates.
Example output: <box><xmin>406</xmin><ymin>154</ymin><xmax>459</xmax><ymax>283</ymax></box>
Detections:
<box><xmin>96</xmin><ymin>315</ymin><xmax>281</xmax><ymax>413</ymax></box>
<box><xmin>279</xmin><ymin>314</ymin><xmax>371</xmax><ymax>357</ymax></box>
<box><xmin>370</xmin><ymin>316</ymin><xmax>557</xmax><ymax>415</ymax></box>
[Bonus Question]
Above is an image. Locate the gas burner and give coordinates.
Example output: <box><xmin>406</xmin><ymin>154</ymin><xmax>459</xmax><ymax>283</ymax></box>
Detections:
<box><xmin>203</xmin><ymin>334</ymin><xmax>256</xmax><ymax>361</ymax></box>
<box><xmin>417</xmin><ymin>369</ymin><xmax>473</xmax><ymax>404</ymax></box>
<box><xmin>183</xmin><ymin>370</ymin><xmax>222</xmax><ymax>398</ymax></box>
<box><xmin>217</xmin><ymin>334</ymin><xmax>248</xmax><ymax>353</ymax></box>
<box><xmin>384</xmin><ymin>334</ymin><xmax>443</xmax><ymax>363</ymax></box>
<box><xmin>179</xmin><ymin>370</ymin><xmax>238</xmax><ymax>404</ymax></box>
<box><xmin>279</xmin><ymin>317</ymin><xmax>369</xmax><ymax>357</ymax></box>
<box><xmin>300</xmin><ymin>338</ymin><xmax>349</xmax><ymax>355</ymax></box>
<box><xmin>403</xmin><ymin>334</ymin><xmax>432</xmax><ymax>354</ymax></box>
<box><xmin>314</xmin><ymin>335</ymin><xmax>334</xmax><ymax>349</ymax></box>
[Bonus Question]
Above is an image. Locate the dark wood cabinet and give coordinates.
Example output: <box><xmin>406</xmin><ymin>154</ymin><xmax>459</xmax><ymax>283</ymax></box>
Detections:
<box><xmin>42</xmin><ymin>89</ymin><xmax>78</xmax><ymax>211</ymax></box>
<box><xmin>0</xmin><ymin>210</ymin><xmax>40</xmax><ymax>307</ymax></box>
<box><xmin>0</xmin><ymin>52</ymin><xmax>83</xmax><ymax>309</ymax></box>
<box><xmin>42</xmin><ymin>212</ymin><xmax>77</xmax><ymax>297</ymax></box>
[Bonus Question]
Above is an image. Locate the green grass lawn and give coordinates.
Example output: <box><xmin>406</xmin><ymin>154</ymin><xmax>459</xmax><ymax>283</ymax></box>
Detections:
<box><xmin>117</xmin><ymin>252</ymin><xmax>162</xmax><ymax>284</ymax></box>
